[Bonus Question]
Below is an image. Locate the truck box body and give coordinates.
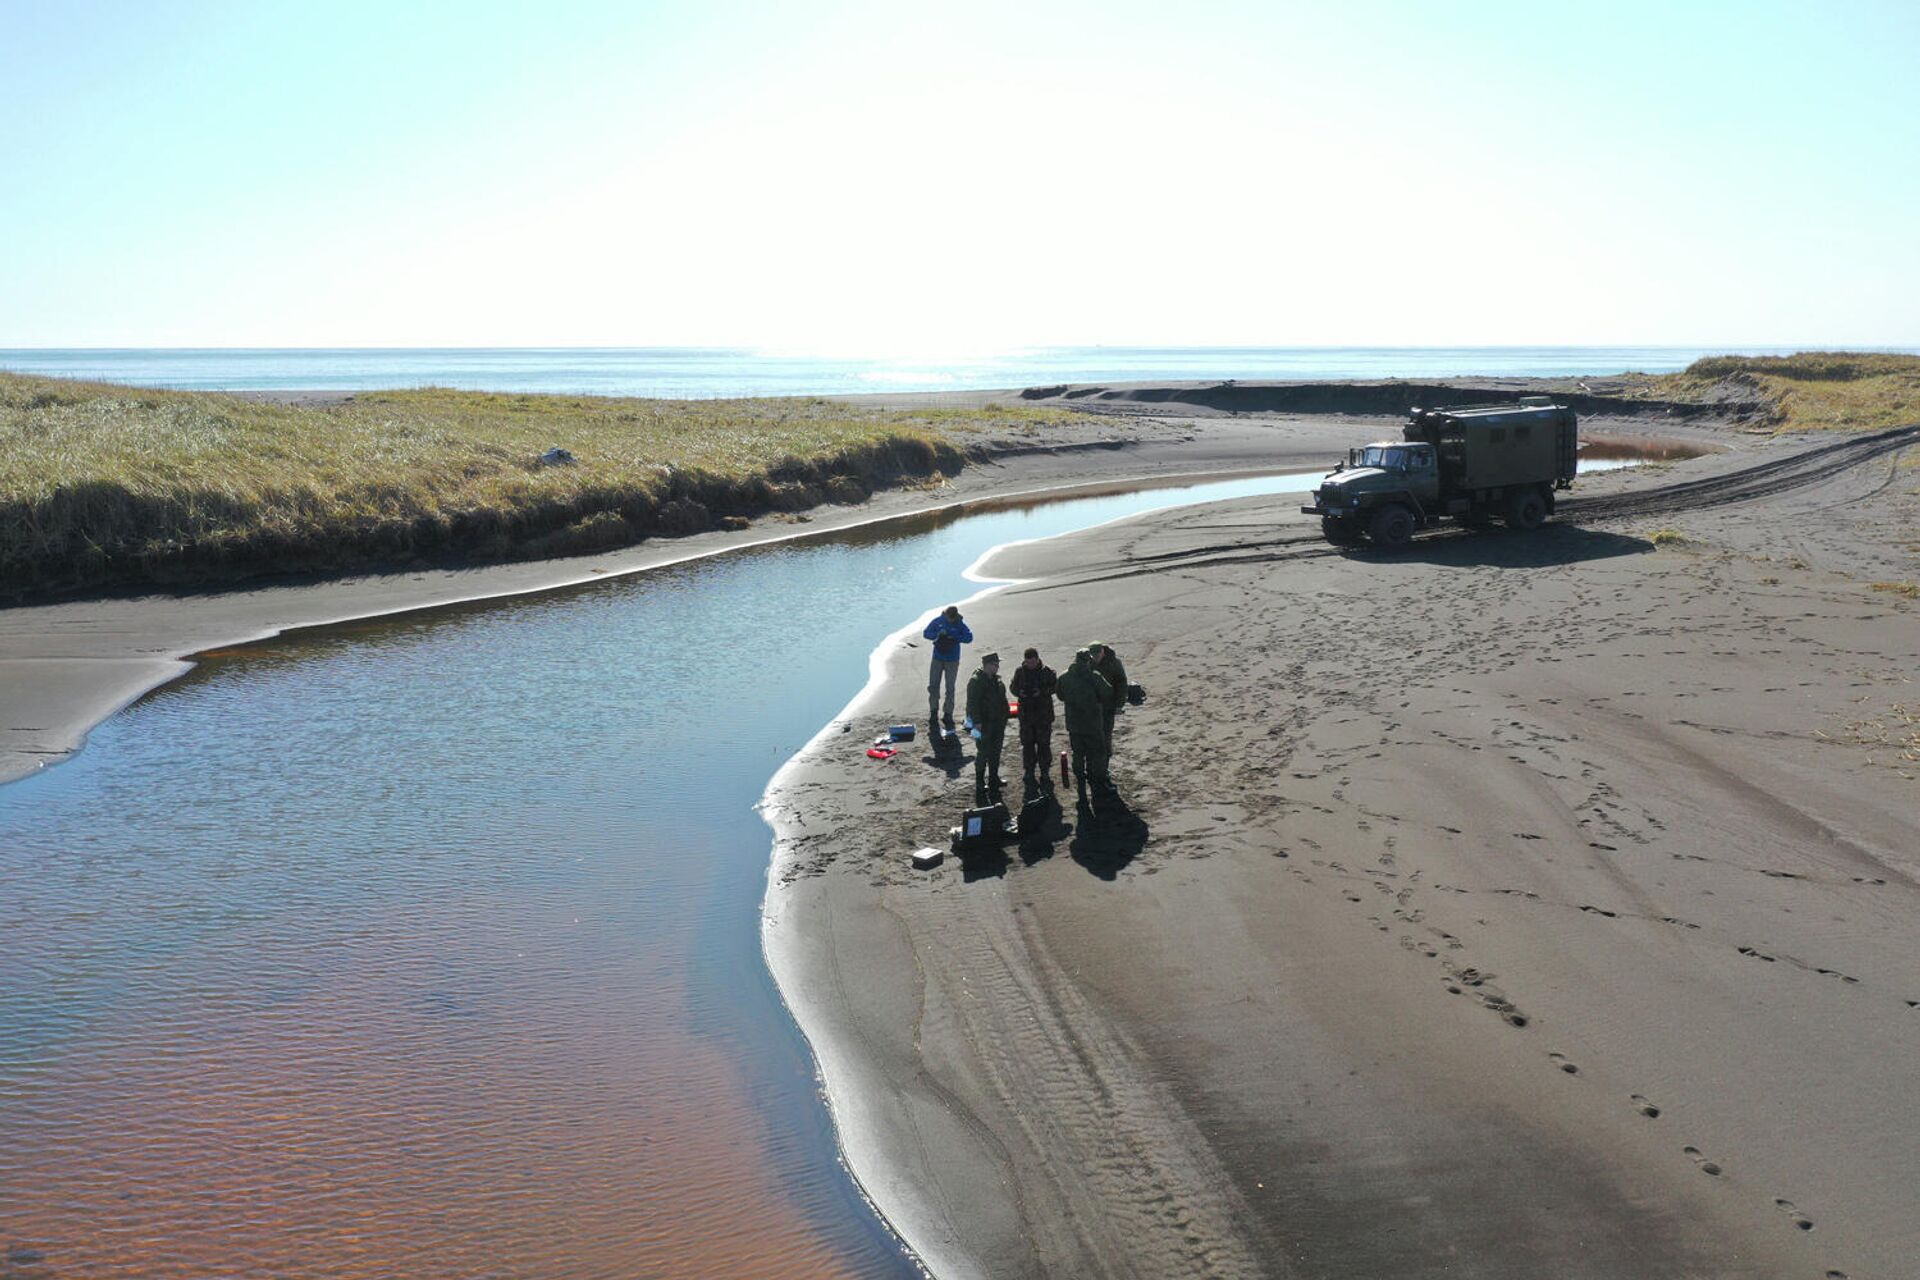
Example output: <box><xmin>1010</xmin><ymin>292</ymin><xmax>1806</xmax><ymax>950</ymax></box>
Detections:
<box><xmin>1403</xmin><ymin>404</ymin><xmax>1577</xmax><ymax>496</ymax></box>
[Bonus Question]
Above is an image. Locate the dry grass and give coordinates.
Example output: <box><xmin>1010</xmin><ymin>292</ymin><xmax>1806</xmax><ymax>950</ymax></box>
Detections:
<box><xmin>1817</xmin><ymin>701</ymin><xmax>1920</xmax><ymax>777</ymax></box>
<box><xmin>1870</xmin><ymin>580</ymin><xmax>1918</xmax><ymax>599</ymax></box>
<box><xmin>1628</xmin><ymin>352</ymin><xmax>1920</xmax><ymax>431</ymax></box>
<box><xmin>0</xmin><ymin>375</ymin><xmax>1096</xmax><ymax>596</ymax></box>
<box><xmin>1650</xmin><ymin>528</ymin><xmax>1690</xmax><ymax>546</ymax></box>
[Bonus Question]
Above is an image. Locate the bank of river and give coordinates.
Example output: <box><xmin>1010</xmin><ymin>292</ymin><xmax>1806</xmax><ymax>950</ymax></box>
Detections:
<box><xmin>0</xmin><ymin>471</ymin><xmax>1329</xmax><ymax>1277</ymax></box>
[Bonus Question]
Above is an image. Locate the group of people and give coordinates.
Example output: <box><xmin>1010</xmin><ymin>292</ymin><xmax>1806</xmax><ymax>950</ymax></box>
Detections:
<box><xmin>922</xmin><ymin>604</ymin><xmax>1128</xmax><ymax>807</ymax></box>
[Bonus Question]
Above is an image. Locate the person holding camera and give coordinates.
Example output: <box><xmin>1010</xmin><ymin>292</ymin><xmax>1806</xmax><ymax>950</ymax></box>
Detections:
<box><xmin>923</xmin><ymin>604</ymin><xmax>973</xmax><ymax>730</ymax></box>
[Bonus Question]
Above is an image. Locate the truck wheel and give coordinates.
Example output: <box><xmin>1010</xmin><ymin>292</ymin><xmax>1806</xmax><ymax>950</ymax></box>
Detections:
<box><xmin>1368</xmin><ymin>504</ymin><xmax>1415</xmax><ymax>548</ymax></box>
<box><xmin>1322</xmin><ymin>516</ymin><xmax>1364</xmax><ymax>545</ymax></box>
<box><xmin>1505</xmin><ymin>488</ymin><xmax>1547</xmax><ymax>531</ymax></box>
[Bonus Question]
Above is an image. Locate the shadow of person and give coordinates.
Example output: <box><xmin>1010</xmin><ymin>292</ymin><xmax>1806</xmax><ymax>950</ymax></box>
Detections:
<box><xmin>1015</xmin><ymin>792</ymin><xmax>1071</xmax><ymax>867</ymax></box>
<box><xmin>1069</xmin><ymin>793</ymin><xmax>1148</xmax><ymax>880</ymax></box>
<box><xmin>920</xmin><ymin>732</ymin><xmax>968</xmax><ymax>780</ymax></box>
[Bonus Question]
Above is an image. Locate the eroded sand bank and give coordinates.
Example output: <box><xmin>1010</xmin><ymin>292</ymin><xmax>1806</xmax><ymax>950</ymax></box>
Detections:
<box><xmin>765</xmin><ymin>424</ymin><xmax>1919</xmax><ymax>1278</ymax></box>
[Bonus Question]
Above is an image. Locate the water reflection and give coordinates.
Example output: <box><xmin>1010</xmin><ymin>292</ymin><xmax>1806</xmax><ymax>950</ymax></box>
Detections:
<box><xmin>0</xmin><ymin>472</ymin><xmax>1317</xmax><ymax>1278</ymax></box>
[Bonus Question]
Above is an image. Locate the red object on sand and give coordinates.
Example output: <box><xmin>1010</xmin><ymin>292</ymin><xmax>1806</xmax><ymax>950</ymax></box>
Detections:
<box><xmin>867</xmin><ymin>746</ymin><xmax>897</xmax><ymax>760</ymax></box>
<box><xmin>1008</xmin><ymin>698</ymin><xmax>1020</xmax><ymax>716</ymax></box>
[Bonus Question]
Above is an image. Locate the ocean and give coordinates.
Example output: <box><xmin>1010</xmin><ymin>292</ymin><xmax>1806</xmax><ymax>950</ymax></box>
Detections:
<box><xmin>0</xmin><ymin>346</ymin><xmax>1888</xmax><ymax>399</ymax></box>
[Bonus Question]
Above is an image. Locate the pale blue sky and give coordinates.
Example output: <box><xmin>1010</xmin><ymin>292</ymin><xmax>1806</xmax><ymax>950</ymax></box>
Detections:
<box><xmin>3</xmin><ymin>0</ymin><xmax>1915</xmax><ymax>348</ymax></box>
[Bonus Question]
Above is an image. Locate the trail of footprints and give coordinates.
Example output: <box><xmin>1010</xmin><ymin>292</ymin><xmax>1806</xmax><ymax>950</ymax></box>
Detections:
<box><xmin>1312</xmin><ymin>822</ymin><xmax>1859</xmax><ymax>1265</ymax></box>
<box><xmin>1542</xmin><ymin>1049</ymin><xmax>1832</xmax><ymax>1249</ymax></box>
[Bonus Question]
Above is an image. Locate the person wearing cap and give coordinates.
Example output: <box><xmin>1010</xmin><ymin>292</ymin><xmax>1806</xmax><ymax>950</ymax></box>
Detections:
<box><xmin>1086</xmin><ymin>641</ymin><xmax>1127</xmax><ymax>752</ymax></box>
<box><xmin>1055</xmin><ymin>648</ymin><xmax>1112</xmax><ymax>804</ymax></box>
<box><xmin>965</xmin><ymin>650</ymin><xmax>1011</xmax><ymax>801</ymax></box>
<box><xmin>923</xmin><ymin>604</ymin><xmax>973</xmax><ymax>730</ymax></box>
<box><xmin>1008</xmin><ymin>646</ymin><xmax>1057</xmax><ymax>794</ymax></box>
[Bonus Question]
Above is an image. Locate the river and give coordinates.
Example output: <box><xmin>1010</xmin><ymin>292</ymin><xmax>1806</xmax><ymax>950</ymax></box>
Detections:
<box><xmin>0</xmin><ymin>472</ymin><xmax>1343</xmax><ymax>1278</ymax></box>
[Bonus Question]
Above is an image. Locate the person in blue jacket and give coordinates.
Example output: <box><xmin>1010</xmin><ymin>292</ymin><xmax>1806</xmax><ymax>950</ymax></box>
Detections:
<box><xmin>923</xmin><ymin>604</ymin><xmax>973</xmax><ymax>729</ymax></box>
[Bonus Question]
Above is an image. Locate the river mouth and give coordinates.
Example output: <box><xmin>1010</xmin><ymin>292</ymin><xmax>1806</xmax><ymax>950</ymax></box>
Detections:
<box><xmin>0</xmin><ymin>469</ymin><xmax>1329</xmax><ymax>1279</ymax></box>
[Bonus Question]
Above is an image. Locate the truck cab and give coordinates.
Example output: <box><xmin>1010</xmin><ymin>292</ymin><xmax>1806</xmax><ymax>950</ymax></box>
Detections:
<box><xmin>1309</xmin><ymin>440</ymin><xmax>1441</xmax><ymax>546</ymax></box>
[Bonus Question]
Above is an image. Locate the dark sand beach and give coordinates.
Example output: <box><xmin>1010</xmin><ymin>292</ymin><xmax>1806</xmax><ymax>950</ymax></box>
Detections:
<box><xmin>764</xmin><ymin>415</ymin><xmax>1919</xmax><ymax>1277</ymax></box>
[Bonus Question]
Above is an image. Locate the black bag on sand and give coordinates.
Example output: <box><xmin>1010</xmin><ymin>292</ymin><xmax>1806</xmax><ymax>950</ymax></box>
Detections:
<box><xmin>1126</xmin><ymin>682</ymin><xmax>1147</xmax><ymax>706</ymax></box>
<box><xmin>953</xmin><ymin>802</ymin><xmax>1015</xmax><ymax>851</ymax></box>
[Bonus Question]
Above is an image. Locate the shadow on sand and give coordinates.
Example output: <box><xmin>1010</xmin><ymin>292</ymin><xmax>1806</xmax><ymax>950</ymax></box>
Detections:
<box><xmin>957</xmin><ymin>789</ymin><xmax>1149</xmax><ymax>883</ymax></box>
<box><xmin>1069</xmin><ymin>792</ymin><xmax>1148</xmax><ymax>881</ymax></box>
<box><xmin>1382</xmin><ymin>523</ymin><xmax>1654</xmax><ymax>569</ymax></box>
<box><xmin>921</xmin><ymin>731</ymin><xmax>968</xmax><ymax>781</ymax></box>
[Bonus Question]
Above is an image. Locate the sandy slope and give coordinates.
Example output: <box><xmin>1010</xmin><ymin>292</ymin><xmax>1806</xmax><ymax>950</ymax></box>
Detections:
<box><xmin>765</xmin><ymin>426</ymin><xmax>1919</xmax><ymax>1278</ymax></box>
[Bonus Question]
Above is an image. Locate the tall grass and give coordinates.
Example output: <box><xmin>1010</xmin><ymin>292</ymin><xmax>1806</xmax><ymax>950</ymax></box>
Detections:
<box><xmin>1647</xmin><ymin>352</ymin><xmax>1920</xmax><ymax>431</ymax></box>
<box><xmin>0</xmin><ymin>376</ymin><xmax>1094</xmax><ymax>597</ymax></box>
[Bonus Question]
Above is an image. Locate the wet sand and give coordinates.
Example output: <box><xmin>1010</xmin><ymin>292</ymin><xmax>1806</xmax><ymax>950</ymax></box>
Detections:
<box><xmin>764</xmin><ymin>424</ymin><xmax>1920</xmax><ymax>1277</ymax></box>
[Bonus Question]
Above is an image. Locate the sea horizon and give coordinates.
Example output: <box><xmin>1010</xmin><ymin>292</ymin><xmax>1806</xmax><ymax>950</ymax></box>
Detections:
<box><xmin>7</xmin><ymin>344</ymin><xmax>1913</xmax><ymax>400</ymax></box>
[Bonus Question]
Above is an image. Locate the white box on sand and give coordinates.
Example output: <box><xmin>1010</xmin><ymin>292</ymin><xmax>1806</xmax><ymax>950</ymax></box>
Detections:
<box><xmin>910</xmin><ymin>847</ymin><xmax>945</xmax><ymax>871</ymax></box>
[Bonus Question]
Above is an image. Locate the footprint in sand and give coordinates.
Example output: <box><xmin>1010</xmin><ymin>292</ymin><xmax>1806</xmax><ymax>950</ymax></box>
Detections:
<box><xmin>1774</xmin><ymin>1198</ymin><xmax>1814</xmax><ymax>1231</ymax></box>
<box><xmin>1683</xmin><ymin>1145</ymin><xmax>1723</xmax><ymax>1176</ymax></box>
<box><xmin>1579</xmin><ymin>905</ymin><xmax>1619</xmax><ymax>918</ymax></box>
<box><xmin>1547</xmin><ymin>1052</ymin><xmax>1579</xmax><ymax>1075</ymax></box>
<box><xmin>1630</xmin><ymin>1094</ymin><xmax>1661</xmax><ymax>1118</ymax></box>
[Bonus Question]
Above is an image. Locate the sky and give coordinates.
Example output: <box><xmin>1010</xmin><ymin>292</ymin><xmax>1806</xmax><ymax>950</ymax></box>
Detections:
<box><xmin>2</xmin><ymin>0</ymin><xmax>1916</xmax><ymax>350</ymax></box>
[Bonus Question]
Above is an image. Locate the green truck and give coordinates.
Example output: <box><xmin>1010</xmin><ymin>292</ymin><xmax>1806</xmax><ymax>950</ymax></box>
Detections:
<box><xmin>1301</xmin><ymin>398</ymin><xmax>1578</xmax><ymax>547</ymax></box>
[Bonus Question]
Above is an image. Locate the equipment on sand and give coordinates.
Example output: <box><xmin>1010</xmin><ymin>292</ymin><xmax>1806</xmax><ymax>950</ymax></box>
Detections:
<box><xmin>910</xmin><ymin>846</ymin><xmax>945</xmax><ymax>871</ymax></box>
<box><xmin>888</xmin><ymin>724</ymin><xmax>916</xmax><ymax>742</ymax></box>
<box><xmin>952</xmin><ymin>802</ymin><xmax>1017</xmax><ymax>852</ymax></box>
<box><xmin>1302</xmin><ymin>400</ymin><xmax>1578</xmax><ymax>547</ymax></box>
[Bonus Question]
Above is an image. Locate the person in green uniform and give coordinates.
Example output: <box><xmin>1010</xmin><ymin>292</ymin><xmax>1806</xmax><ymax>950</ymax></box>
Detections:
<box><xmin>1086</xmin><ymin>642</ymin><xmax>1128</xmax><ymax>753</ymax></box>
<box><xmin>1008</xmin><ymin>647</ymin><xmax>1057</xmax><ymax>794</ymax></box>
<box><xmin>965</xmin><ymin>651</ymin><xmax>1010</xmax><ymax>801</ymax></box>
<box><xmin>1055</xmin><ymin>648</ymin><xmax>1113</xmax><ymax>805</ymax></box>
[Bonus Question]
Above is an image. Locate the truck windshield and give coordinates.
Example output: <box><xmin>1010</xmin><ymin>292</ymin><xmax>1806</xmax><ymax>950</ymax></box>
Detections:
<box><xmin>1359</xmin><ymin>446</ymin><xmax>1415</xmax><ymax>469</ymax></box>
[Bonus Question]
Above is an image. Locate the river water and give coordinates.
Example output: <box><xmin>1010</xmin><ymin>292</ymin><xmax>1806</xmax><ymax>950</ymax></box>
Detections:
<box><xmin>0</xmin><ymin>472</ymin><xmax>1341</xmax><ymax>1278</ymax></box>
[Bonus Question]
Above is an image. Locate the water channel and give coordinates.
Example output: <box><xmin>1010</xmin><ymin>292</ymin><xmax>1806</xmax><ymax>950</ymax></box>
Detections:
<box><xmin>1</xmin><ymin>472</ymin><xmax>1339</xmax><ymax>1278</ymax></box>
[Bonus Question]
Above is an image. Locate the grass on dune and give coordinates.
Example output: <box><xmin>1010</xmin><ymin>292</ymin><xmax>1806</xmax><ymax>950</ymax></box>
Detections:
<box><xmin>0</xmin><ymin>376</ymin><xmax>1096</xmax><ymax>596</ymax></box>
<box><xmin>1637</xmin><ymin>352</ymin><xmax>1920</xmax><ymax>431</ymax></box>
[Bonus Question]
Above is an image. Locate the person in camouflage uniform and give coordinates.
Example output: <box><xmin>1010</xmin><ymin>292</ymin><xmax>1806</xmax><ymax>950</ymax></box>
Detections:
<box><xmin>1086</xmin><ymin>641</ymin><xmax>1128</xmax><ymax>753</ymax></box>
<box><xmin>965</xmin><ymin>651</ymin><xmax>1010</xmax><ymax>801</ymax></box>
<box><xmin>1055</xmin><ymin>648</ymin><xmax>1113</xmax><ymax>804</ymax></box>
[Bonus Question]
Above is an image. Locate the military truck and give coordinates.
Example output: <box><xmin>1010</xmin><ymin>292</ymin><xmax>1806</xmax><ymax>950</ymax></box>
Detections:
<box><xmin>1301</xmin><ymin>397</ymin><xmax>1578</xmax><ymax>547</ymax></box>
